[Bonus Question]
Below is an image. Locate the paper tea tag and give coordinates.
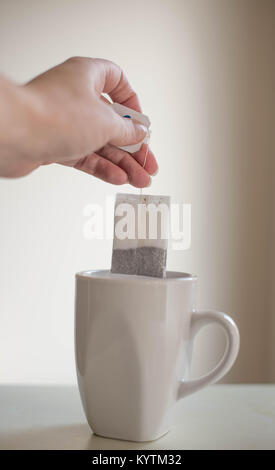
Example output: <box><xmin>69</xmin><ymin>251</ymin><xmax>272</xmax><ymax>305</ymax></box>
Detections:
<box><xmin>111</xmin><ymin>193</ymin><xmax>170</xmax><ymax>278</ymax></box>
<box><xmin>112</xmin><ymin>103</ymin><xmax>150</xmax><ymax>154</ymax></box>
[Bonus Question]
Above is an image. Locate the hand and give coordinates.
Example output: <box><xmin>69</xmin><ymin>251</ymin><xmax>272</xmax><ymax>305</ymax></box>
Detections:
<box><xmin>0</xmin><ymin>57</ymin><xmax>158</xmax><ymax>186</ymax></box>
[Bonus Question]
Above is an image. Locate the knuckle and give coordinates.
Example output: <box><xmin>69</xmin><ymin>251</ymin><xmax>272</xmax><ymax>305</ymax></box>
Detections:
<box><xmin>66</xmin><ymin>56</ymin><xmax>83</xmax><ymax>63</ymax></box>
<box><xmin>65</xmin><ymin>56</ymin><xmax>92</xmax><ymax>67</ymax></box>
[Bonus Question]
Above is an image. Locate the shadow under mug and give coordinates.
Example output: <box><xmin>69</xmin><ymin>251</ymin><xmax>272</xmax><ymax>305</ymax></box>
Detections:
<box><xmin>75</xmin><ymin>270</ymin><xmax>240</xmax><ymax>442</ymax></box>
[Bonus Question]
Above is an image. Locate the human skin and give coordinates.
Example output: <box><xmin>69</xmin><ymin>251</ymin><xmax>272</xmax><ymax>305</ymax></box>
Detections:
<box><xmin>0</xmin><ymin>57</ymin><xmax>158</xmax><ymax>187</ymax></box>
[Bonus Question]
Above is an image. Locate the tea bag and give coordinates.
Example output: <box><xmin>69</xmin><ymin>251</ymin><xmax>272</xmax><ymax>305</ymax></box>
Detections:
<box><xmin>111</xmin><ymin>193</ymin><xmax>170</xmax><ymax>278</ymax></box>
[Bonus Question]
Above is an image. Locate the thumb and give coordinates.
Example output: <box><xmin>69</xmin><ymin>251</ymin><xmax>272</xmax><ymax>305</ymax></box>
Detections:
<box><xmin>108</xmin><ymin>110</ymin><xmax>148</xmax><ymax>147</ymax></box>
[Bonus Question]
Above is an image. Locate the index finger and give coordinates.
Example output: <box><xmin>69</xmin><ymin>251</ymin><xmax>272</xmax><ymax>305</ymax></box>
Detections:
<box><xmin>97</xmin><ymin>59</ymin><xmax>142</xmax><ymax>112</ymax></box>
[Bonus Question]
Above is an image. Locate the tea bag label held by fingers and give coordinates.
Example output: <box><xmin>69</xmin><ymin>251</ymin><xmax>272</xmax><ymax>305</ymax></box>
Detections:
<box><xmin>111</xmin><ymin>193</ymin><xmax>170</xmax><ymax>278</ymax></box>
<box><xmin>111</xmin><ymin>103</ymin><xmax>150</xmax><ymax>154</ymax></box>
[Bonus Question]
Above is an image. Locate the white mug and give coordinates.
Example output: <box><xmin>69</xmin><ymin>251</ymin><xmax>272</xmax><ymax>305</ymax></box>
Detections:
<box><xmin>75</xmin><ymin>270</ymin><xmax>239</xmax><ymax>442</ymax></box>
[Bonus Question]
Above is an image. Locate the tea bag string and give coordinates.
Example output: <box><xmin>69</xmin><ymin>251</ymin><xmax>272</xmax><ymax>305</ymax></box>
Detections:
<box><xmin>140</xmin><ymin>130</ymin><xmax>150</xmax><ymax>198</ymax></box>
<box><xmin>142</xmin><ymin>142</ymin><xmax>149</xmax><ymax>169</ymax></box>
<box><xmin>138</xmin><ymin>135</ymin><xmax>149</xmax><ymax>256</ymax></box>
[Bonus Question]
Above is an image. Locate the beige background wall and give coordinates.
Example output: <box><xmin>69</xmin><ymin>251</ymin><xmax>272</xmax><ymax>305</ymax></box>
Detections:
<box><xmin>0</xmin><ymin>0</ymin><xmax>274</xmax><ymax>384</ymax></box>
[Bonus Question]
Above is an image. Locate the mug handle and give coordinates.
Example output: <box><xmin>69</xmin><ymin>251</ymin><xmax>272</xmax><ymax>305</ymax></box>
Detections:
<box><xmin>177</xmin><ymin>310</ymin><xmax>240</xmax><ymax>399</ymax></box>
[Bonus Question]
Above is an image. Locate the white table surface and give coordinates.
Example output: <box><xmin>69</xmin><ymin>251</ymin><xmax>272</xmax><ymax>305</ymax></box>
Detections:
<box><xmin>0</xmin><ymin>384</ymin><xmax>274</xmax><ymax>450</ymax></box>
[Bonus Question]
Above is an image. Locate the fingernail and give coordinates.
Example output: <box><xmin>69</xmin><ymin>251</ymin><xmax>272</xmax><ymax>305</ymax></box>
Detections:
<box><xmin>146</xmin><ymin>176</ymin><xmax>152</xmax><ymax>187</ymax></box>
<box><xmin>122</xmin><ymin>173</ymin><xmax>129</xmax><ymax>184</ymax></box>
<box><xmin>135</xmin><ymin>124</ymin><xmax>148</xmax><ymax>142</ymax></box>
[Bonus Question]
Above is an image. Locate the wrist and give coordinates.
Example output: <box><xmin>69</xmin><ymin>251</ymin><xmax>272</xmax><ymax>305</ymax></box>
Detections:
<box><xmin>0</xmin><ymin>76</ymin><xmax>50</xmax><ymax>176</ymax></box>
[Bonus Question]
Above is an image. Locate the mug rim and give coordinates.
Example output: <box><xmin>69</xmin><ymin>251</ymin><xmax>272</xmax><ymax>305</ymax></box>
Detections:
<box><xmin>76</xmin><ymin>269</ymin><xmax>197</xmax><ymax>283</ymax></box>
